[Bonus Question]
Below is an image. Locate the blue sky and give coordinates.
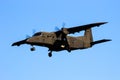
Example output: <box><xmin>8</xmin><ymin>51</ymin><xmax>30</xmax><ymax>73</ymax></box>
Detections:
<box><xmin>0</xmin><ymin>0</ymin><xmax>120</xmax><ymax>80</ymax></box>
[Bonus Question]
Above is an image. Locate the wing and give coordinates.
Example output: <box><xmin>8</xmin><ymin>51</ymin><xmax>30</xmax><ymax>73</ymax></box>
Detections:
<box><xmin>55</xmin><ymin>22</ymin><xmax>107</xmax><ymax>35</ymax></box>
<box><xmin>67</xmin><ymin>22</ymin><xmax>107</xmax><ymax>34</ymax></box>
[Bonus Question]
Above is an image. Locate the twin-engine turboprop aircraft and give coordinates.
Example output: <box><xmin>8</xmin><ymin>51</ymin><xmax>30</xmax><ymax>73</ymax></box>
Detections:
<box><xmin>12</xmin><ymin>22</ymin><xmax>111</xmax><ymax>57</ymax></box>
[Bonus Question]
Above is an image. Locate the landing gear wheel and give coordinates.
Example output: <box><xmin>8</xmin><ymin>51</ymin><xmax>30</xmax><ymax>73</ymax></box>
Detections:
<box><xmin>48</xmin><ymin>52</ymin><xmax>52</xmax><ymax>57</ymax></box>
<box><xmin>66</xmin><ymin>46</ymin><xmax>71</xmax><ymax>52</ymax></box>
<box><xmin>30</xmin><ymin>47</ymin><xmax>35</xmax><ymax>51</ymax></box>
<box><xmin>67</xmin><ymin>49</ymin><xmax>71</xmax><ymax>52</ymax></box>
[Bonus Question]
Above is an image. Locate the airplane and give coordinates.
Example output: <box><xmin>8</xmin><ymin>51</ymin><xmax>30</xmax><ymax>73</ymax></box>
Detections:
<box><xmin>12</xmin><ymin>22</ymin><xmax>111</xmax><ymax>57</ymax></box>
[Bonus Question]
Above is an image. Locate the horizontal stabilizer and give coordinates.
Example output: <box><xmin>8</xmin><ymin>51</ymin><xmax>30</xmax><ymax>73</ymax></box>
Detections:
<box><xmin>91</xmin><ymin>39</ymin><xmax>111</xmax><ymax>46</ymax></box>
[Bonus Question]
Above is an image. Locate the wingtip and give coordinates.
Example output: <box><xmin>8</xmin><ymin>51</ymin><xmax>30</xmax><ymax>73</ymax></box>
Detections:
<box><xmin>96</xmin><ymin>22</ymin><xmax>108</xmax><ymax>27</ymax></box>
<box><xmin>103</xmin><ymin>22</ymin><xmax>108</xmax><ymax>24</ymax></box>
<box><xmin>99</xmin><ymin>22</ymin><xmax>108</xmax><ymax>25</ymax></box>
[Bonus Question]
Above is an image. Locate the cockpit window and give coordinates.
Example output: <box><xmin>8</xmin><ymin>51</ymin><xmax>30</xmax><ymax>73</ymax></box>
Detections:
<box><xmin>33</xmin><ymin>32</ymin><xmax>41</xmax><ymax>36</ymax></box>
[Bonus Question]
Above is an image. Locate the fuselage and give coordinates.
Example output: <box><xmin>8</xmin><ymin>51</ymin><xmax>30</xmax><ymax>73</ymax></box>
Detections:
<box><xmin>26</xmin><ymin>32</ymin><xmax>90</xmax><ymax>51</ymax></box>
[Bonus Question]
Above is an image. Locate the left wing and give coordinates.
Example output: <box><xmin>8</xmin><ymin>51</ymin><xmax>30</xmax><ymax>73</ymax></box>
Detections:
<box><xmin>55</xmin><ymin>22</ymin><xmax>107</xmax><ymax>35</ymax></box>
<box><xmin>67</xmin><ymin>22</ymin><xmax>107</xmax><ymax>34</ymax></box>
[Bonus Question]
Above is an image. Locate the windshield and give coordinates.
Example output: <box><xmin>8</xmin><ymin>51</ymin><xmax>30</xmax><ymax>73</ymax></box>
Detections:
<box><xmin>33</xmin><ymin>32</ymin><xmax>41</xmax><ymax>36</ymax></box>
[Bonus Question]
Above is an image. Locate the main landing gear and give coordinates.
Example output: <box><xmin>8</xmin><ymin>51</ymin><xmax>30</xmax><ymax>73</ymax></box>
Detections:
<box><xmin>48</xmin><ymin>51</ymin><xmax>52</xmax><ymax>57</ymax></box>
<box><xmin>30</xmin><ymin>46</ymin><xmax>35</xmax><ymax>51</ymax></box>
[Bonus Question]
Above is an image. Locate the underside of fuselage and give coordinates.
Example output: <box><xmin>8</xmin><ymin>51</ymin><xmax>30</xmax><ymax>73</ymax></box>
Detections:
<box><xmin>26</xmin><ymin>37</ymin><xmax>87</xmax><ymax>52</ymax></box>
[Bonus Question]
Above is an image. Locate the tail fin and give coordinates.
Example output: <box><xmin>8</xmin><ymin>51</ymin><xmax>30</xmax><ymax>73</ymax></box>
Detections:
<box><xmin>91</xmin><ymin>39</ymin><xmax>111</xmax><ymax>46</ymax></box>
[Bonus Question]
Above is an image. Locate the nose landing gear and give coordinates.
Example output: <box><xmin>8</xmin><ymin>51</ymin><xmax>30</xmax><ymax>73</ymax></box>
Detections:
<box><xmin>48</xmin><ymin>51</ymin><xmax>52</xmax><ymax>57</ymax></box>
<box><xmin>30</xmin><ymin>46</ymin><xmax>35</xmax><ymax>51</ymax></box>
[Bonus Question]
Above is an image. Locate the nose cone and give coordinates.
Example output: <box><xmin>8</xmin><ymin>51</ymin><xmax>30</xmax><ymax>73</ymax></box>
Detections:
<box><xmin>11</xmin><ymin>39</ymin><xmax>27</xmax><ymax>46</ymax></box>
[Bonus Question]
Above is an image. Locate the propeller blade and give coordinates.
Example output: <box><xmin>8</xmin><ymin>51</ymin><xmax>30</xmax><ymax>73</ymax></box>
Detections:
<box><xmin>55</xmin><ymin>26</ymin><xmax>60</xmax><ymax>31</ymax></box>
<box><xmin>62</xmin><ymin>22</ymin><xmax>66</xmax><ymax>28</ymax></box>
<box><xmin>32</xmin><ymin>29</ymin><xmax>36</xmax><ymax>35</ymax></box>
<box><xmin>26</xmin><ymin>35</ymin><xmax>31</xmax><ymax>38</ymax></box>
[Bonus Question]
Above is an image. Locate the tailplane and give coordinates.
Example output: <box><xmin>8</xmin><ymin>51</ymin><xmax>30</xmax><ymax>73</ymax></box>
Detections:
<box><xmin>91</xmin><ymin>39</ymin><xmax>111</xmax><ymax>46</ymax></box>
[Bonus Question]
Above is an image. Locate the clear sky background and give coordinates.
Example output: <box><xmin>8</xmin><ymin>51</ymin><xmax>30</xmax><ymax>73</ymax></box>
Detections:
<box><xmin>0</xmin><ymin>0</ymin><xmax>120</xmax><ymax>80</ymax></box>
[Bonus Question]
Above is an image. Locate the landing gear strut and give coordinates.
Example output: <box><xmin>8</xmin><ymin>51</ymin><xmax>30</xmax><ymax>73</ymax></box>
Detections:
<box><xmin>48</xmin><ymin>51</ymin><xmax>52</xmax><ymax>57</ymax></box>
<box><xmin>30</xmin><ymin>46</ymin><xmax>35</xmax><ymax>51</ymax></box>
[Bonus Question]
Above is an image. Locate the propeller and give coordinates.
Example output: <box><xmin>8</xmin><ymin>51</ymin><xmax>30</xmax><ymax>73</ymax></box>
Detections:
<box><xmin>62</xmin><ymin>22</ymin><xmax>66</xmax><ymax>28</ymax></box>
<box><xmin>32</xmin><ymin>29</ymin><xmax>36</xmax><ymax>35</ymax></box>
<box><xmin>26</xmin><ymin>29</ymin><xmax>37</xmax><ymax>38</ymax></box>
<box><xmin>61</xmin><ymin>22</ymin><xmax>70</xmax><ymax>51</ymax></box>
<box><xmin>55</xmin><ymin>22</ymin><xmax>66</xmax><ymax>31</ymax></box>
<box><xmin>26</xmin><ymin>35</ymin><xmax>31</xmax><ymax>38</ymax></box>
<box><xmin>54</xmin><ymin>22</ymin><xmax>70</xmax><ymax>51</ymax></box>
<box><xmin>55</xmin><ymin>26</ymin><xmax>60</xmax><ymax>31</ymax></box>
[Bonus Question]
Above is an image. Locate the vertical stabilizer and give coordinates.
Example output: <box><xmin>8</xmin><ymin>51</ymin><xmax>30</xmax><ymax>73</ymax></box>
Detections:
<box><xmin>83</xmin><ymin>28</ymin><xmax>93</xmax><ymax>48</ymax></box>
